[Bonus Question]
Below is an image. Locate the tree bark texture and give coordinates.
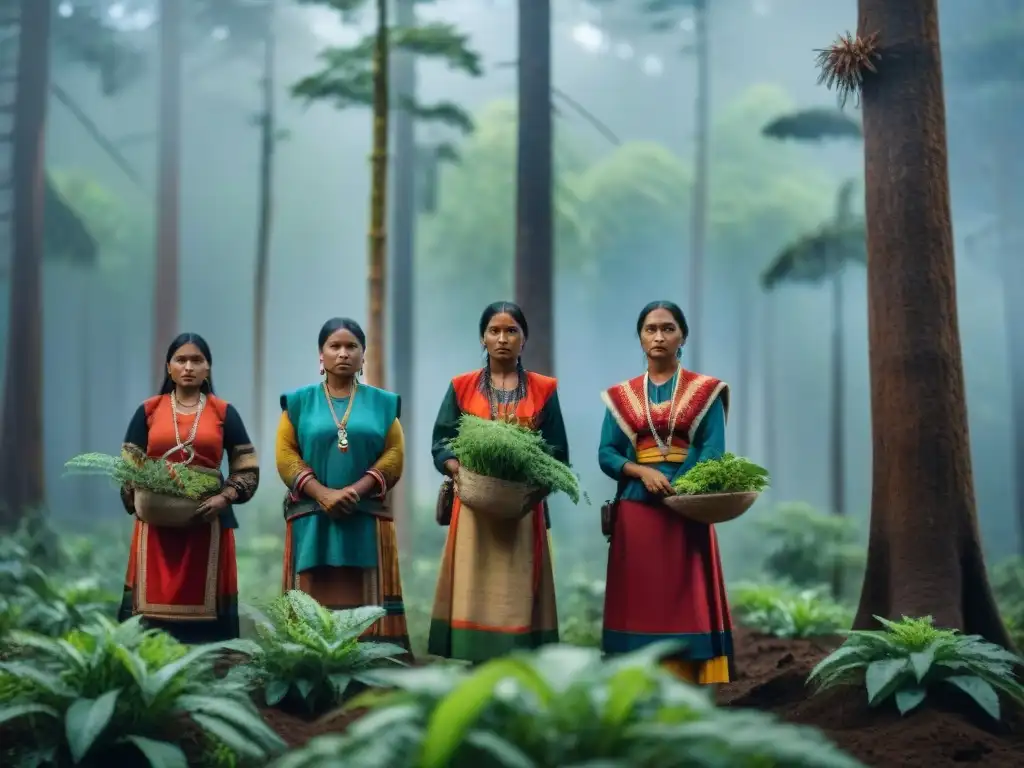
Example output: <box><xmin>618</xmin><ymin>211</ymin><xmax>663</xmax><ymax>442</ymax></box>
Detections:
<box><xmin>252</xmin><ymin>2</ymin><xmax>276</xmax><ymax>448</ymax></box>
<box><xmin>153</xmin><ymin>0</ymin><xmax>181</xmax><ymax>390</ymax></box>
<box><xmin>853</xmin><ymin>0</ymin><xmax>1011</xmax><ymax>646</ymax></box>
<box><xmin>514</xmin><ymin>0</ymin><xmax>554</xmax><ymax>375</ymax></box>
<box><xmin>364</xmin><ymin>0</ymin><xmax>389</xmax><ymax>388</ymax></box>
<box><xmin>390</xmin><ymin>0</ymin><xmax>417</xmax><ymax>551</ymax></box>
<box><xmin>0</xmin><ymin>0</ymin><xmax>50</xmax><ymax>525</ymax></box>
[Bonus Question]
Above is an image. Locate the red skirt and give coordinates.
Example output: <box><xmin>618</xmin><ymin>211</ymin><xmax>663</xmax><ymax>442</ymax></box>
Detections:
<box><xmin>118</xmin><ymin>519</ymin><xmax>239</xmax><ymax>643</ymax></box>
<box><xmin>603</xmin><ymin>499</ymin><xmax>733</xmax><ymax>681</ymax></box>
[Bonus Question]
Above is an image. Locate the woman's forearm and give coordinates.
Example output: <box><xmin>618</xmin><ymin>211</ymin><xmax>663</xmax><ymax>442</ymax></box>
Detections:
<box><xmin>302</xmin><ymin>477</ymin><xmax>329</xmax><ymax>503</ymax></box>
<box><xmin>621</xmin><ymin>461</ymin><xmax>646</xmax><ymax>479</ymax></box>
<box><xmin>350</xmin><ymin>474</ymin><xmax>379</xmax><ymax>499</ymax></box>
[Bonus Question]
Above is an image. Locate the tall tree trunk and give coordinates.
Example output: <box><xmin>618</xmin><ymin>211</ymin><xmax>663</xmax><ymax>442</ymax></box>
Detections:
<box><xmin>364</xmin><ymin>0</ymin><xmax>389</xmax><ymax>387</ymax></box>
<box><xmin>0</xmin><ymin>0</ymin><xmax>50</xmax><ymax>527</ymax></box>
<box><xmin>515</xmin><ymin>0</ymin><xmax>554</xmax><ymax>375</ymax></box>
<box><xmin>686</xmin><ymin>0</ymin><xmax>709</xmax><ymax>371</ymax></box>
<box><xmin>252</xmin><ymin>1</ymin><xmax>276</xmax><ymax>447</ymax></box>
<box><xmin>829</xmin><ymin>263</ymin><xmax>846</xmax><ymax>597</ymax></box>
<box><xmin>735</xmin><ymin>281</ymin><xmax>752</xmax><ymax>455</ymax></box>
<box><xmin>761</xmin><ymin>294</ymin><xmax>777</xmax><ymax>473</ymax></box>
<box><xmin>852</xmin><ymin>0</ymin><xmax>1011</xmax><ymax>646</ymax></box>
<box><xmin>152</xmin><ymin>0</ymin><xmax>181</xmax><ymax>389</ymax></box>
<box><xmin>390</xmin><ymin>0</ymin><xmax>417</xmax><ymax>550</ymax></box>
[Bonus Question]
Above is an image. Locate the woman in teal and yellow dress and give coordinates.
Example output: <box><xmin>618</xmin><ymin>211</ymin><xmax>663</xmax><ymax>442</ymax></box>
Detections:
<box><xmin>428</xmin><ymin>301</ymin><xmax>570</xmax><ymax>662</ymax></box>
<box><xmin>598</xmin><ymin>300</ymin><xmax>734</xmax><ymax>685</ymax></box>
<box><xmin>118</xmin><ymin>333</ymin><xmax>259</xmax><ymax>644</ymax></box>
<box><xmin>275</xmin><ymin>317</ymin><xmax>409</xmax><ymax>650</ymax></box>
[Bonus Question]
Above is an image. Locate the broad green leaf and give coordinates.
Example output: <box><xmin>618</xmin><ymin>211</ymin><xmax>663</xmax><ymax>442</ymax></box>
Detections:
<box><xmin>328</xmin><ymin>673</ymin><xmax>352</xmax><ymax>695</ymax></box>
<box><xmin>356</xmin><ymin>664</ymin><xmax>466</xmax><ymax>695</ymax></box>
<box><xmin>807</xmin><ymin>645</ymin><xmax>868</xmax><ymax>683</ymax></box>
<box><xmin>191</xmin><ymin>713</ymin><xmax>268</xmax><ymax>759</ymax></box>
<box><xmin>865</xmin><ymin>658</ymin><xmax>908</xmax><ymax>705</ymax></box>
<box><xmin>66</xmin><ymin>689</ymin><xmax>121</xmax><ymax>763</ymax></box>
<box><xmin>147</xmin><ymin>643</ymin><xmax>222</xmax><ymax>692</ymax></box>
<box><xmin>120</xmin><ymin>735</ymin><xmax>189</xmax><ymax>768</ymax></box>
<box><xmin>177</xmin><ymin>694</ymin><xmax>285</xmax><ymax>750</ymax></box>
<box><xmin>0</xmin><ymin>661</ymin><xmax>73</xmax><ymax>697</ymax></box>
<box><xmin>462</xmin><ymin>729</ymin><xmax>534</xmax><ymax>768</ymax></box>
<box><xmin>355</xmin><ymin>641</ymin><xmax>409</xmax><ymax>662</ymax></box>
<box><xmin>601</xmin><ymin>666</ymin><xmax>656</xmax><ymax>734</ymax></box>
<box><xmin>265</xmin><ymin>678</ymin><xmax>290</xmax><ymax>706</ymax></box>
<box><xmin>421</xmin><ymin>657</ymin><xmax>552</xmax><ymax>768</ymax></box>
<box><xmin>296</xmin><ymin>678</ymin><xmax>315</xmax><ymax>700</ymax></box>
<box><xmin>909</xmin><ymin>644</ymin><xmax>938</xmax><ymax>682</ymax></box>
<box><xmin>894</xmin><ymin>686</ymin><xmax>926</xmax><ymax>715</ymax></box>
<box><xmin>219</xmin><ymin>638</ymin><xmax>262</xmax><ymax>656</ymax></box>
<box><xmin>945</xmin><ymin>675</ymin><xmax>1001</xmax><ymax>720</ymax></box>
<box><xmin>331</xmin><ymin>605</ymin><xmax>388</xmax><ymax>642</ymax></box>
<box><xmin>522</xmin><ymin>644</ymin><xmax>602</xmax><ymax>693</ymax></box>
<box><xmin>0</xmin><ymin>703</ymin><xmax>60</xmax><ymax>727</ymax></box>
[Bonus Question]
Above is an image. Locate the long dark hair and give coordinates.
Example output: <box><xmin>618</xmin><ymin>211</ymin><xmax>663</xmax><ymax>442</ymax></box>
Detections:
<box><xmin>159</xmin><ymin>332</ymin><xmax>215</xmax><ymax>395</ymax></box>
<box><xmin>636</xmin><ymin>300</ymin><xmax>689</xmax><ymax>342</ymax></box>
<box><xmin>478</xmin><ymin>301</ymin><xmax>529</xmax><ymax>339</ymax></box>
<box><xmin>318</xmin><ymin>317</ymin><xmax>366</xmax><ymax>350</ymax></box>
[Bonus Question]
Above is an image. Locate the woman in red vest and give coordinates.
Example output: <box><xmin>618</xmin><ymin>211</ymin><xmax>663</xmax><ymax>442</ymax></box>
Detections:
<box><xmin>598</xmin><ymin>301</ymin><xmax>733</xmax><ymax>685</ymax></box>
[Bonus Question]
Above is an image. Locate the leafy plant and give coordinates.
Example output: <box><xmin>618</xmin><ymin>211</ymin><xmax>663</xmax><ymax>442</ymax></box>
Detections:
<box><xmin>730</xmin><ymin>582</ymin><xmax>852</xmax><ymax>638</ymax></box>
<box><xmin>559</xmin><ymin>575</ymin><xmax>605</xmax><ymax>648</ymax></box>
<box><xmin>64</xmin><ymin>450</ymin><xmax>221</xmax><ymax>500</ymax></box>
<box><xmin>226</xmin><ymin>592</ymin><xmax>407</xmax><ymax>716</ymax></box>
<box><xmin>808</xmin><ymin>615</ymin><xmax>1024</xmax><ymax>720</ymax></box>
<box><xmin>273</xmin><ymin>642</ymin><xmax>864</xmax><ymax>768</ymax></box>
<box><xmin>755</xmin><ymin>503</ymin><xmax>866</xmax><ymax>594</ymax></box>
<box><xmin>991</xmin><ymin>556</ymin><xmax>1024</xmax><ymax>650</ymax></box>
<box><xmin>0</xmin><ymin>616</ymin><xmax>285</xmax><ymax>766</ymax></box>
<box><xmin>672</xmin><ymin>453</ymin><xmax>770</xmax><ymax>495</ymax></box>
<box><xmin>448</xmin><ymin>415</ymin><xmax>580</xmax><ymax>503</ymax></box>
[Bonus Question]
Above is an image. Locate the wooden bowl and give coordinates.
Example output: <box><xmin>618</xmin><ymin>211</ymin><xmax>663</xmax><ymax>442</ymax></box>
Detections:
<box><xmin>662</xmin><ymin>491</ymin><xmax>759</xmax><ymax>524</ymax></box>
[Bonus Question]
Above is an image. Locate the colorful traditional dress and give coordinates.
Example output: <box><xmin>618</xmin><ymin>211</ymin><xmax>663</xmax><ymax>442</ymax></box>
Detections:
<box><xmin>428</xmin><ymin>369</ymin><xmax>568</xmax><ymax>662</ymax></box>
<box><xmin>599</xmin><ymin>368</ymin><xmax>733</xmax><ymax>684</ymax></box>
<box><xmin>117</xmin><ymin>394</ymin><xmax>259</xmax><ymax>644</ymax></box>
<box><xmin>276</xmin><ymin>382</ymin><xmax>409</xmax><ymax>650</ymax></box>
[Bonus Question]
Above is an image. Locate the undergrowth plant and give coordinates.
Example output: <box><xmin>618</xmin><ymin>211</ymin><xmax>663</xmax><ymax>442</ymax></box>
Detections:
<box><xmin>991</xmin><ymin>556</ymin><xmax>1024</xmax><ymax>650</ymax></box>
<box><xmin>807</xmin><ymin>615</ymin><xmax>1024</xmax><ymax>720</ymax></box>
<box><xmin>448</xmin><ymin>415</ymin><xmax>581</xmax><ymax>503</ymax></box>
<box><xmin>730</xmin><ymin>582</ymin><xmax>852</xmax><ymax>638</ymax></box>
<box><xmin>65</xmin><ymin>451</ymin><xmax>221</xmax><ymax>499</ymax></box>
<box><xmin>559</xmin><ymin>575</ymin><xmax>605</xmax><ymax>648</ymax></box>
<box><xmin>273</xmin><ymin>642</ymin><xmax>864</xmax><ymax>768</ymax></box>
<box><xmin>0</xmin><ymin>616</ymin><xmax>285</xmax><ymax>766</ymax></box>
<box><xmin>672</xmin><ymin>453</ymin><xmax>770</xmax><ymax>495</ymax></box>
<box><xmin>226</xmin><ymin>592</ymin><xmax>407</xmax><ymax>716</ymax></box>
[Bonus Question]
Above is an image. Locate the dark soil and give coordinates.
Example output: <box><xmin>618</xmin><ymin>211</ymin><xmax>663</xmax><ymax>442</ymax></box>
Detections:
<box><xmin>720</xmin><ymin>628</ymin><xmax>1024</xmax><ymax>767</ymax></box>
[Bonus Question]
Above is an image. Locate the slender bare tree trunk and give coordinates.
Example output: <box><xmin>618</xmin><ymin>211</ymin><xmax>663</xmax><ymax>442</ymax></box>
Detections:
<box><xmin>252</xmin><ymin>1</ymin><xmax>276</xmax><ymax>447</ymax></box>
<box><xmin>761</xmin><ymin>294</ymin><xmax>777</xmax><ymax>473</ymax></box>
<box><xmin>852</xmin><ymin>0</ymin><xmax>1010</xmax><ymax>646</ymax></box>
<box><xmin>829</xmin><ymin>187</ymin><xmax>851</xmax><ymax>597</ymax></box>
<box><xmin>364</xmin><ymin>0</ymin><xmax>389</xmax><ymax>387</ymax></box>
<box><xmin>735</xmin><ymin>281</ymin><xmax>752</xmax><ymax>455</ymax></box>
<box><xmin>515</xmin><ymin>0</ymin><xmax>554</xmax><ymax>374</ymax></box>
<box><xmin>153</xmin><ymin>0</ymin><xmax>181</xmax><ymax>388</ymax></box>
<box><xmin>687</xmin><ymin>0</ymin><xmax>709</xmax><ymax>371</ymax></box>
<box><xmin>0</xmin><ymin>0</ymin><xmax>50</xmax><ymax>526</ymax></box>
<box><xmin>390</xmin><ymin>0</ymin><xmax>416</xmax><ymax>550</ymax></box>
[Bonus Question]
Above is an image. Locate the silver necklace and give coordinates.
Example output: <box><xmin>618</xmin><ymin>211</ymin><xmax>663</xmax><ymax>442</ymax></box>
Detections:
<box><xmin>642</xmin><ymin>368</ymin><xmax>685</xmax><ymax>458</ymax></box>
<box><xmin>167</xmin><ymin>391</ymin><xmax>207</xmax><ymax>465</ymax></box>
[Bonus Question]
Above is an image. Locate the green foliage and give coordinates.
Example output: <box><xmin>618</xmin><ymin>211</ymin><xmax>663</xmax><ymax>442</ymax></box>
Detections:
<box><xmin>292</xmin><ymin>1</ymin><xmax>482</xmax><ymax>137</ymax></box>
<box><xmin>672</xmin><ymin>453</ymin><xmax>770</xmax><ymax>495</ymax></box>
<box><xmin>64</xmin><ymin>451</ymin><xmax>221</xmax><ymax>500</ymax></box>
<box><xmin>730</xmin><ymin>583</ymin><xmax>852</xmax><ymax>639</ymax></box>
<box><xmin>272</xmin><ymin>642</ymin><xmax>863</xmax><ymax>767</ymax></box>
<box><xmin>225</xmin><ymin>592</ymin><xmax>407</xmax><ymax>716</ymax></box>
<box><xmin>0</xmin><ymin>616</ymin><xmax>285</xmax><ymax>766</ymax></box>
<box><xmin>559</xmin><ymin>575</ymin><xmax>606</xmax><ymax>648</ymax></box>
<box><xmin>991</xmin><ymin>556</ymin><xmax>1024</xmax><ymax>649</ymax></box>
<box><xmin>761</xmin><ymin>219</ymin><xmax>866</xmax><ymax>290</ymax></box>
<box><xmin>761</xmin><ymin>109</ymin><xmax>863</xmax><ymax>142</ymax></box>
<box><xmin>755</xmin><ymin>503</ymin><xmax>865</xmax><ymax>594</ymax></box>
<box><xmin>0</xmin><ymin>541</ymin><xmax>117</xmax><ymax>639</ymax></box>
<box><xmin>448</xmin><ymin>416</ymin><xmax>581</xmax><ymax>503</ymax></box>
<box><xmin>808</xmin><ymin>616</ymin><xmax>1024</xmax><ymax>720</ymax></box>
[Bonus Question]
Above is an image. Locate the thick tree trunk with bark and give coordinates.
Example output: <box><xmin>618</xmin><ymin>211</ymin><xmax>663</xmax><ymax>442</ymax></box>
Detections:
<box><xmin>364</xmin><ymin>0</ymin><xmax>389</xmax><ymax>388</ymax></box>
<box><xmin>852</xmin><ymin>0</ymin><xmax>1011</xmax><ymax>647</ymax></box>
<box><xmin>153</xmin><ymin>0</ymin><xmax>181</xmax><ymax>389</ymax></box>
<box><xmin>514</xmin><ymin>0</ymin><xmax>553</xmax><ymax>375</ymax></box>
<box><xmin>252</xmin><ymin>3</ymin><xmax>276</xmax><ymax>447</ymax></box>
<box><xmin>0</xmin><ymin>0</ymin><xmax>51</xmax><ymax>526</ymax></box>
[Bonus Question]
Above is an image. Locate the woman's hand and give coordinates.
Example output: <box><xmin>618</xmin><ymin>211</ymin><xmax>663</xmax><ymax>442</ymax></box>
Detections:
<box><xmin>444</xmin><ymin>459</ymin><xmax>460</xmax><ymax>478</ymax></box>
<box><xmin>318</xmin><ymin>487</ymin><xmax>361</xmax><ymax>517</ymax></box>
<box><xmin>194</xmin><ymin>493</ymin><xmax>231</xmax><ymax>522</ymax></box>
<box><xmin>637</xmin><ymin>466</ymin><xmax>674</xmax><ymax>496</ymax></box>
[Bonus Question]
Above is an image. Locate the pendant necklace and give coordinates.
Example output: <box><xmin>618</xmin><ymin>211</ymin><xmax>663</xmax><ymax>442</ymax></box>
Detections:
<box><xmin>323</xmin><ymin>381</ymin><xmax>357</xmax><ymax>452</ymax></box>
<box><xmin>167</xmin><ymin>391</ymin><xmax>206</xmax><ymax>465</ymax></box>
<box><xmin>642</xmin><ymin>368</ymin><xmax>685</xmax><ymax>458</ymax></box>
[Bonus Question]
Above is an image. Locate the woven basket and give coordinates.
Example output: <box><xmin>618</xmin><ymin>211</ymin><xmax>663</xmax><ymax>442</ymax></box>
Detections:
<box><xmin>456</xmin><ymin>468</ymin><xmax>542</xmax><ymax>521</ymax></box>
<box><xmin>662</xmin><ymin>491</ymin><xmax>759</xmax><ymax>525</ymax></box>
<box><xmin>133</xmin><ymin>467</ymin><xmax>223</xmax><ymax>527</ymax></box>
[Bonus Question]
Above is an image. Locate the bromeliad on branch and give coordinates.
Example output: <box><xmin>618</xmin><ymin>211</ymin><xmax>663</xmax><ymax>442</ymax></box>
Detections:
<box><xmin>815</xmin><ymin>31</ymin><xmax>881</xmax><ymax>108</ymax></box>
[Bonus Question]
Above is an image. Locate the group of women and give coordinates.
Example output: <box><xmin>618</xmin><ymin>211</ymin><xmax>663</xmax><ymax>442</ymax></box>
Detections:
<box><xmin>116</xmin><ymin>299</ymin><xmax>734</xmax><ymax>686</ymax></box>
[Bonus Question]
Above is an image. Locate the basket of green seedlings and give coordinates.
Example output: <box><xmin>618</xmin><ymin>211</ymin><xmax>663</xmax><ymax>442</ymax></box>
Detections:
<box><xmin>65</xmin><ymin>450</ymin><xmax>223</xmax><ymax>527</ymax></box>
<box><xmin>664</xmin><ymin>452</ymin><xmax>770</xmax><ymax>524</ymax></box>
<box><xmin>447</xmin><ymin>415</ymin><xmax>580</xmax><ymax>520</ymax></box>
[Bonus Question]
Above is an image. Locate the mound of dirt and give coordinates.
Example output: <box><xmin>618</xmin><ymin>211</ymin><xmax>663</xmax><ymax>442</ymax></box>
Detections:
<box><xmin>723</xmin><ymin>628</ymin><xmax>1024</xmax><ymax>767</ymax></box>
